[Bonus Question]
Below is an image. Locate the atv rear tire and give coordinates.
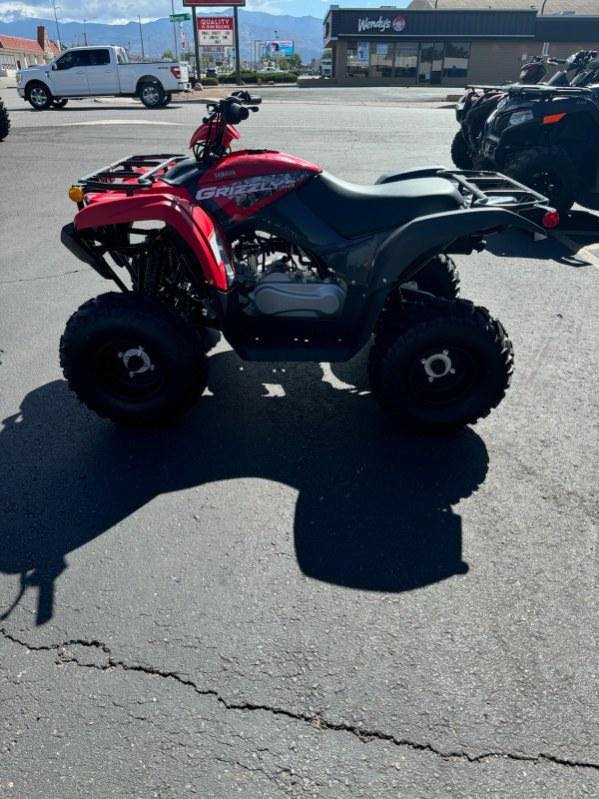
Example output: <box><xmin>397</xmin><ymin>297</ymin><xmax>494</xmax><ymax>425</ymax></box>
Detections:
<box><xmin>406</xmin><ymin>254</ymin><xmax>460</xmax><ymax>301</ymax></box>
<box><xmin>450</xmin><ymin>129</ymin><xmax>473</xmax><ymax>170</ymax></box>
<box><xmin>369</xmin><ymin>300</ymin><xmax>514</xmax><ymax>432</ymax></box>
<box><xmin>60</xmin><ymin>292</ymin><xmax>208</xmax><ymax>426</ymax></box>
<box><xmin>0</xmin><ymin>100</ymin><xmax>9</xmax><ymax>140</ymax></box>
<box><xmin>503</xmin><ymin>147</ymin><xmax>577</xmax><ymax>215</ymax></box>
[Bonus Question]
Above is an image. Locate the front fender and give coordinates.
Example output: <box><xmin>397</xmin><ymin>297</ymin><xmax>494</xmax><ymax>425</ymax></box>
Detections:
<box><xmin>74</xmin><ymin>192</ymin><xmax>228</xmax><ymax>290</ymax></box>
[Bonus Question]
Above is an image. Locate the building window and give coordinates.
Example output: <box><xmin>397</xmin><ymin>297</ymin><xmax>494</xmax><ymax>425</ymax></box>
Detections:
<box><xmin>443</xmin><ymin>42</ymin><xmax>470</xmax><ymax>78</ymax></box>
<box><xmin>347</xmin><ymin>41</ymin><xmax>370</xmax><ymax>77</ymax></box>
<box><xmin>418</xmin><ymin>42</ymin><xmax>444</xmax><ymax>84</ymax></box>
<box><xmin>394</xmin><ymin>43</ymin><xmax>418</xmax><ymax>78</ymax></box>
<box><xmin>371</xmin><ymin>42</ymin><xmax>394</xmax><ymax>78</ymax></box>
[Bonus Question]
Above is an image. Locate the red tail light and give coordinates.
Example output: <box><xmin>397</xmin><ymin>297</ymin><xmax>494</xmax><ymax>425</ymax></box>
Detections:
<box><xmin>170</xmin><ymin>66</ymin><xmax>181</xmax><ymax>80</ymax></box>
<box><xmin>542</xmin><ymin>210</ymin><xmax>560</xmax><ymax>229</ymax></box>
<box><xmin>542</xmin><ymin>112</ymin><xmax>566</xmax><ymax>125</ymax></box>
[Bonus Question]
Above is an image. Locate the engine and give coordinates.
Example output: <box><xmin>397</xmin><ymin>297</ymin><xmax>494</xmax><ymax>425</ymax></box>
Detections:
<box><xmin>232</xmin><ymin>232</ymin><xmax>346</xmax><ymax>318</ymax></box>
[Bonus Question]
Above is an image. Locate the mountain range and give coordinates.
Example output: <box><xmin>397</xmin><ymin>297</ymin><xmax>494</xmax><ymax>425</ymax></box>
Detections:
<box><xmin>0</xmin><ymin>11</ymin><xmax>327</xmax><ymax>62</ymax></box>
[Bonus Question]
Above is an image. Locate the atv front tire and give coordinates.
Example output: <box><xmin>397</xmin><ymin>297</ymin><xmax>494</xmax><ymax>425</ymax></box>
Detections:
<box><xmin>503</xmin><ymin>147</ymin><xmax>577</xmax><ymax>215</ymax></box>
<box><xmin>60</xmin><ymin>292</ymin><xmax>208</xmax><ymax>426</ymax></box>
<box><xmin>369</xmin><ymin>300</ymin><xmax>514</xmax><ymax>432</ymax></box>
<box><xmin>0</xmin><ymin>100</ymin><xmax>9</xmax><ymax>140</ymax></box>
<box><xmin>450</xmin><ymin>129</ymin><xmax>473</xmax><ymax>170</ymax></box>
<box><xmin>405</xmin><ymin>254</ymin><xmax>460</xmax><ymax>301</ymax></box>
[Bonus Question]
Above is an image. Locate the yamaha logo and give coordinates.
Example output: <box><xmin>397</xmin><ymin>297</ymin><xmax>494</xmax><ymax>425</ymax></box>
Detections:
<box><xmin>393</xmin><ymin>15</ymin><xmax>406</xmax><ymax>33</ymax></box>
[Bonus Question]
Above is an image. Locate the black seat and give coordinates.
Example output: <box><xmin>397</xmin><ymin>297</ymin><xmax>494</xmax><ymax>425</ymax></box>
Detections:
<box><xmin>297</xmin><ymin>172</ymin><xmax>463</xmax><ymax>238</ymax></box>
<box><xmin>162</xmin><ymin>158</ymin><xmax>208</xmax><ymax>186</ymax></box>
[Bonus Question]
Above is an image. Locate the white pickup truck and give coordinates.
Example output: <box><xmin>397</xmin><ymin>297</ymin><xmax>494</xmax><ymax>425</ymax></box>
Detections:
<box><xmin>16</xmin><ymin>45</ymin><xmax>191</xmax><ymax>110</ymax></box>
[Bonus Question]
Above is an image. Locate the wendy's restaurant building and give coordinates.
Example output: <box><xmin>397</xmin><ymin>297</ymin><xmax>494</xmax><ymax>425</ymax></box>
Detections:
<box><xmin>322</xmin><ymin>6</ymin><xmax>599</xmax><ymax>87</ymax></box>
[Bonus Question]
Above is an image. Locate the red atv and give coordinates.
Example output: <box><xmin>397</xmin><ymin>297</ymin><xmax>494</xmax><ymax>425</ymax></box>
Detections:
<box><xmin>60</xmin><ymin>92</ymin><xmax>557</xmax><ymax>431</ymax></box>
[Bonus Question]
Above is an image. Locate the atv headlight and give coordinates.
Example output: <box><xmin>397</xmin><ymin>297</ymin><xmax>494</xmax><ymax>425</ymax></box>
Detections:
<box><xmin>508</xmin><ymin>109</ymin><xmax>533</xmax><ymax>127</ymax></box>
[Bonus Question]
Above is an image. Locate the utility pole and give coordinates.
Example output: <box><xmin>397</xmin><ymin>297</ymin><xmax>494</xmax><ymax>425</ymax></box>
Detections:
<box><xmin>171</xmin><ymin>0</ymin><xmax>179</xmax><ymax>61</ymax></box>
<box><xmin>52</xmin><ymin>0</ymin><xmax>62</xmax><ymax>50</ymax></box>
<box><xmin>191</xmin><ymin>5</ymin><xmax>201</xmax><ymax>82</ymax></box>
<box><xmin>138</xmin><ymin>16</ymin><xmax>145</xmax><ymax>60</ymax></box>
<box><xmin>234</xmin><ymin>5</ymin><xmax>241</xmax><ymax>81</ymax></box>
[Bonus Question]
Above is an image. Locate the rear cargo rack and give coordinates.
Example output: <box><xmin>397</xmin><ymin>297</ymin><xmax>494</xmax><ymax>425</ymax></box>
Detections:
<box><xmin>440</xmin><ymin>170</ymin><xmax>549</xmax><ymax>210</ymax></box>
<box><xmin>77</xmin><ymin>153</ymin><xmax>187</xmax><ymax>192</ymax></box>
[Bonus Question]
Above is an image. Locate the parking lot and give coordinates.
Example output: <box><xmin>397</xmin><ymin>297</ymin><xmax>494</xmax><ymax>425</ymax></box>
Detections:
<box><xmin>1</xmin><ymin>85</ymin><xmax>598</xmax><ymax>798</ymax></box>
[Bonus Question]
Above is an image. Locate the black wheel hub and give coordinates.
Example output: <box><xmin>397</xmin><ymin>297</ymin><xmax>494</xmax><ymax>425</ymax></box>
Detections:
<box><xmin>95</xmin><ymin>339</ymin><xmax>165</xmax><ymax>402</ymax></box>
<box><xmin>408</xmin><ymin>345</ymin><xmax>478</xmax><ymax>405</ymax></box>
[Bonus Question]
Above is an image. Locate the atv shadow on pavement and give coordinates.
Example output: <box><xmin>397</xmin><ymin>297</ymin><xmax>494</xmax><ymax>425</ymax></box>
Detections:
<box><xmin>0</xmin><ymin>348</ymin><xmax>488</xmax><ymax>625</ymax></box>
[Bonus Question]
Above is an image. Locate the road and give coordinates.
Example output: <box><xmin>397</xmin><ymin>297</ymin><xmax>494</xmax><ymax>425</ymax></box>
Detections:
<box><xmin>1</xmin><ymin>87</ymin><xmax>598</xmax><ymax>798</ymax></box>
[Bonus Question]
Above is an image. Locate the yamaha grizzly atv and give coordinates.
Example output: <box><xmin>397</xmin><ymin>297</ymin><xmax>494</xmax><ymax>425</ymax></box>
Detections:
<box><xmin>0</xmin><ymin>96</ymin><xmax>10</xmax><ymax>141</ymax></box>
<box><xmin>480</xmin><ymin>73</ymin><xmax>599</xmax><ymax>213</ymax></box>
<box><xmin>59</xmin><ymin>93</ymin><xmax>557</xmax><ymax>432</ymax></box>
<box><xmin>452</xmin><ymin>50</ymin><xmax>598</xmax><ymax>172</ymax></box>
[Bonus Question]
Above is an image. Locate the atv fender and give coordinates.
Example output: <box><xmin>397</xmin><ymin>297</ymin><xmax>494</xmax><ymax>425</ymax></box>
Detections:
<box><xmin>356</xmin><ymin>207</ymin><xmax>544</xmax><ymax>347</ymax></box>
<box><xmin>73</xmin><ymin>193</ymin><xmax>229</xmax><ymax>290</ymax></box>
<box><xmin>376</xmin><ymin>167</ymin><xmax>446</xmax><ymax>185</ymax></box>
<box><xmin>371</xmin><ymin>207</ymin><xmax>543</xmax><ymax>291</ymax></box>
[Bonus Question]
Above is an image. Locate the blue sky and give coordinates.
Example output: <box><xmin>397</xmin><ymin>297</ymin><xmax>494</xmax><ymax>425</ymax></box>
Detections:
<box><xmin>0</xmin><ymin>1</ymin><xmax>410</xmax><ymax>25</ymax></box>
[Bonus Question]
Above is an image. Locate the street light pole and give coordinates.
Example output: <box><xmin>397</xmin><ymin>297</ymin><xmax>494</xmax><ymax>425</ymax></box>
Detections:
<box><xmin>52</xmin><ymin>0</ymin><xmax>62</xmax><ymax>50</ymax></box>
<box><xmin>138</xmin><ymin>16</ymin><xmax>145</xmax><ymax>60</ymax></box>
<box><xmin>171</xmin><ymin>0</ymin><xmax>179</xmax><ymax>61</ymax></box>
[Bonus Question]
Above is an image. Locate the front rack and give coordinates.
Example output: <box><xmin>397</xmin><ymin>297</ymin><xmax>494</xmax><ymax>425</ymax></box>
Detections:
<box><xmin>76</xmin><ymin>153</ymin><xmax>187</xmax><ymax>193</ymax></box>
<box><xmin>441</xmin><ymin>170</ymin><xmax>549</xmax><ymax>211</ymax></box>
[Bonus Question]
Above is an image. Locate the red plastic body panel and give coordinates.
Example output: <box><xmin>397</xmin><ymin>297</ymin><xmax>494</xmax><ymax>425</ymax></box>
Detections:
<box><xmin>195</xmin><ymin>150</ymin><xmax>321</xmax><ymax>225</ymax></box>
<box><xmin>75</xmin><ymin>188</ymin><xmax>229</xmax><ymax>290</ymax></box>
<box><xmin>189</xmin><ymin>120</ymin><xmax>240</xmax><ymax>151</ymax></box>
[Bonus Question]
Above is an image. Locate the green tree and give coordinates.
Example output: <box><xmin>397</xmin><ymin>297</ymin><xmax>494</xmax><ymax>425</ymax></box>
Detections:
<box><xmin>162</xmin><ymin>49</ymin><xmax>174</xmax><ymax>60</ymax></box>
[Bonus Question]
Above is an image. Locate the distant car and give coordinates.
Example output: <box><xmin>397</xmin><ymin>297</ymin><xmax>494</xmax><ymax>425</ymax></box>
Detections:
<box><xmin>16</xmin><ymin>45</ymin><xmax>191</xmax><ymax>110</ymax></box>
<box><xmin>205</xmin><ymin>68</ymin><xmax>218</xmax><ymax>79</ymax></box>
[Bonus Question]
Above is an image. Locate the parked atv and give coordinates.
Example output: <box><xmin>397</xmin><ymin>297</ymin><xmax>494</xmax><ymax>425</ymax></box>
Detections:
<box><xmin>452</xmin><ymin>50</ymin><xmax>598</xmax><ymax>171</ymax></box>
<box><xmin>59</xmin><ymin>93</ymin><xmax>557</xmax><ymax>432</ymax></box>
<box><xmin>0</xmin><ymin>96</ymin><xmax>10</xmax><ymax>140</ymax></box>
<box><xmin>480</xmin><ymin>74</ymin><xmax>599</xmax><ymax>214</ymax></box>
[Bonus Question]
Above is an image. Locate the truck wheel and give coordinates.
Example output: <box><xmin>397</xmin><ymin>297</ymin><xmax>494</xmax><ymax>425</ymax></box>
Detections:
<box><xmin>26</xmin><ymin>82</ymin><xmax>53</xmax><ymax>110</ymax></box>
<box><xmin>406</xmin><ymin>254</ymin><xmax>460</xmax><ymax>301</ymax></box>
<box><xmin>60</xmin><ymin>292</ymin><xmax>208</xmax><ymax>426</ymax></box>
<box><xmin>369</xmin><ymin>300</ymin><xmax>513</xmax><ymax>432</ymax></box>
<box><xmin>139</xmin><ymin>81</ymin><xmax>165</xmax><ymax>109</ymax></box>
<box><xmin>450</xmin><ymin>129</ymin><xmax>473</xmax><ymax>170</ymax></box>
<box><xmin>52</xmin><ymin>98</ymin><xmax>68</xmax><ymax>109</ymax></box>
<box><xmin>0</xmin><ymin>100</ymin><xmax>10</xmax><ymax>140</ymax></box>
<box><xmin>161</xmin><ymin>93</ymin><xmax>172</xmax><ymax>107</ymax></box>
<box><xmin>503</xmin><ymin>147</ymin><xmax>577</xmax><ymax>215</ymax></box>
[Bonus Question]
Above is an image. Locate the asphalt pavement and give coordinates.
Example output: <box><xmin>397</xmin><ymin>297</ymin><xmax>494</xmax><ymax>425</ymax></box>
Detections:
<box><xmin>1</xmin><ymin>87</ymin><xmax>598</xmax><ymax>798</ymax></box>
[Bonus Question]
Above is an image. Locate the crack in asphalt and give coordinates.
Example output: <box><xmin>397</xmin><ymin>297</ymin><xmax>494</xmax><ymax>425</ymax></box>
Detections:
<box><xmin>2</xmin><ymin>627</ymin><xmax>598</xmax><ymax>772</ymax></box>
<box><xmin>0</xmin><ymin>269</ymin><xmax>85</xmax><ymax>285</ymax></box>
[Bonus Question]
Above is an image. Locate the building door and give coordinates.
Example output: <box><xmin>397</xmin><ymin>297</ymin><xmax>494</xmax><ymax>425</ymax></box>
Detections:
<box><xmin>418</xmin><ymin>43</ymin><xmax>444</xmax><ymax>84</ymax></box>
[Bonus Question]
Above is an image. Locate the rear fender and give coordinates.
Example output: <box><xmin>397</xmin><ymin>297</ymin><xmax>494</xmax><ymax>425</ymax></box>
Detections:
<box><xmin>355</xmin><ymin>207</ymin><xmax>545</xmax><ymax>346</ymax></box>
<box><xmin>74</xmin><ymin>193</ymin><xmax>229</xmax><ymax>290</ymax></box>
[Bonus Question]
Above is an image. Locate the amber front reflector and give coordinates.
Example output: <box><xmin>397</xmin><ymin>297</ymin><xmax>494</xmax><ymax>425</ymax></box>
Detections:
<box><xmin>68</xmin><ymin>186</ymin><xmax>85</xmax><ymax>203</ymax></box>
<box><xmin>542</xmin><ymin>112</ymin><xmax>567</xmax><ymax>125</ymax></box>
